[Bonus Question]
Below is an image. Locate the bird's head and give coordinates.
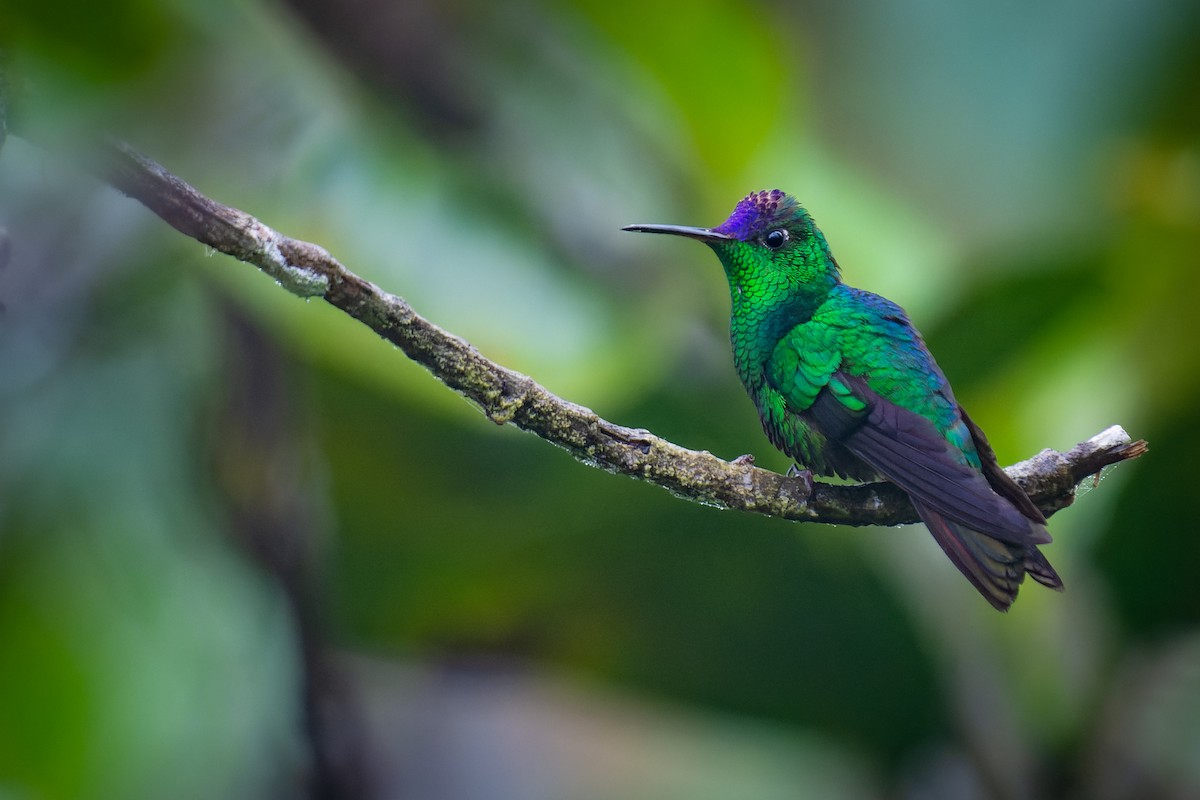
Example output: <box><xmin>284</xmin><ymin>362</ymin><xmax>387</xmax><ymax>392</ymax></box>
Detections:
<box><xmin>623</xmin><ymin>189</ymin><xmax>840</xmax><ymax>305</ymax></box>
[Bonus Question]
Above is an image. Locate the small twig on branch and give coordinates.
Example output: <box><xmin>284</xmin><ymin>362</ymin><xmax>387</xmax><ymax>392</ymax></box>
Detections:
<box><xmin>85</xmin><ymin>139</ymin><xmax>1145</xmax><ymax>527</ymax></box>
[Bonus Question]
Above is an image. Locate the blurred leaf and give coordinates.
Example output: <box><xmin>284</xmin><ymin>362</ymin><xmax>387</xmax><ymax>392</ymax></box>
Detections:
<box><xmin>1094</xmin><ymin>407</ymin><xmax>1198</xmax><ymax>637</ymax></box>
<box><xmin>2</xmin><ymin>0</ymin><xmax>176</xmax><ymax>79</ymax></box>
<box><xmin>573</xmin><ymin>0</ymin><xmax>793</xmax><ymax>182</ymax></box>
<box><xmin>0</xmin><ymin>540</ymin><xmax>91</xmax><ymax>799</ymax></box>
<box><xmin>923</xmin><ymin>253</ymin><xmax>1104</xmax><ymax>390</ymax></box>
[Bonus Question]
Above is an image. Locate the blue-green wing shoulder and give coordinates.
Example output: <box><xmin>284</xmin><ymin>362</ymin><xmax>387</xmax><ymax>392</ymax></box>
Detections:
<box><xmin>817</xmin><ymin>287</ymin><xmax>976</xmax><ymax>462</ymax></box>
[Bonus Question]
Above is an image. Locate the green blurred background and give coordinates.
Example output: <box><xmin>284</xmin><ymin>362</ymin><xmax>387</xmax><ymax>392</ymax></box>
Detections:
<box><xmin>1</xmin><ymin>0</ymin><xmax>1197</xmax><ymax>797</ymax></box>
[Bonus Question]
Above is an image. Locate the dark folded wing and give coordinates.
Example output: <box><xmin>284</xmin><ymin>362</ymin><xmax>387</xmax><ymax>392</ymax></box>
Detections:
<box><xmin>959</xmin><ymin>407</ymin><xmax>1047</xmax><ymax>525</ymax></box>
<box><xmin>807</xmin><ymin>372</ymin><xmax>1044</xmax><ymax>545</ymax></box>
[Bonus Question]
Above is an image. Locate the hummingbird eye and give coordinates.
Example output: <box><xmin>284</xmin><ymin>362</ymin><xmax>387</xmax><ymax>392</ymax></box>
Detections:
<box><xmin>762</xmin><ymin>229</ymin><xmax>789</xmax><ymax>250</ymax></box>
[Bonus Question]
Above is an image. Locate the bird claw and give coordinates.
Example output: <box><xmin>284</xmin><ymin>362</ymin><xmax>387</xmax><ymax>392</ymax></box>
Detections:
<box><xmin>784</xmin><ymin>464</ymin><xmax>814</xmax><ymax>494</ymax></box>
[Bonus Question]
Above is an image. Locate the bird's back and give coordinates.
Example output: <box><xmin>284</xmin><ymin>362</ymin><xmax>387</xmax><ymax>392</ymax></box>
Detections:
<box><xmin>816</xmin><ymin>285</ymin><xmax>978</xmax><ymax>469</ymax></box>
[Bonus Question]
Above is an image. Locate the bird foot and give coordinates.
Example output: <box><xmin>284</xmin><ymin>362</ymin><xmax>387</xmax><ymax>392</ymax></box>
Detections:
<box><xmin>784</xmin><ymin>464</ymin><xmax>814</xmax><ymax>495</ymax></box>
<box><xmin>731</xmin><ymin>453</ymin><xmax>756</xmax><ymax>467</ymax></box>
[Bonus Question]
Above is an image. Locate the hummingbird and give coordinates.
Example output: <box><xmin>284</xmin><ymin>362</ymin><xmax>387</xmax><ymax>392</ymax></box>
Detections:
<box><xmin>624</xmin><ymin>189</ymin><xmax>1062</xmax><ymax>611</ymax></box>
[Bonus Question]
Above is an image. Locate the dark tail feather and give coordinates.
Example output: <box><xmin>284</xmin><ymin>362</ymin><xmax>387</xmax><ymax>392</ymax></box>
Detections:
<box><xmin>1024</xmin><ymin>546</ymin><xmax>1064</xmax><ymax>590</ymax></box>
<box><xmin>913</xmin><ymin>501</ymin><xmax>1063</xmax><ymax>612</ymax></box>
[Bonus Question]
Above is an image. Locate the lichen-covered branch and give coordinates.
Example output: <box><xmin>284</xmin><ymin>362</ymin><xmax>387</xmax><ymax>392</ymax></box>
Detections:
<box><xmin>90</xmin><ymin>139</ymin><xmax>1145</xmax><ymax>526</ymax></box>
